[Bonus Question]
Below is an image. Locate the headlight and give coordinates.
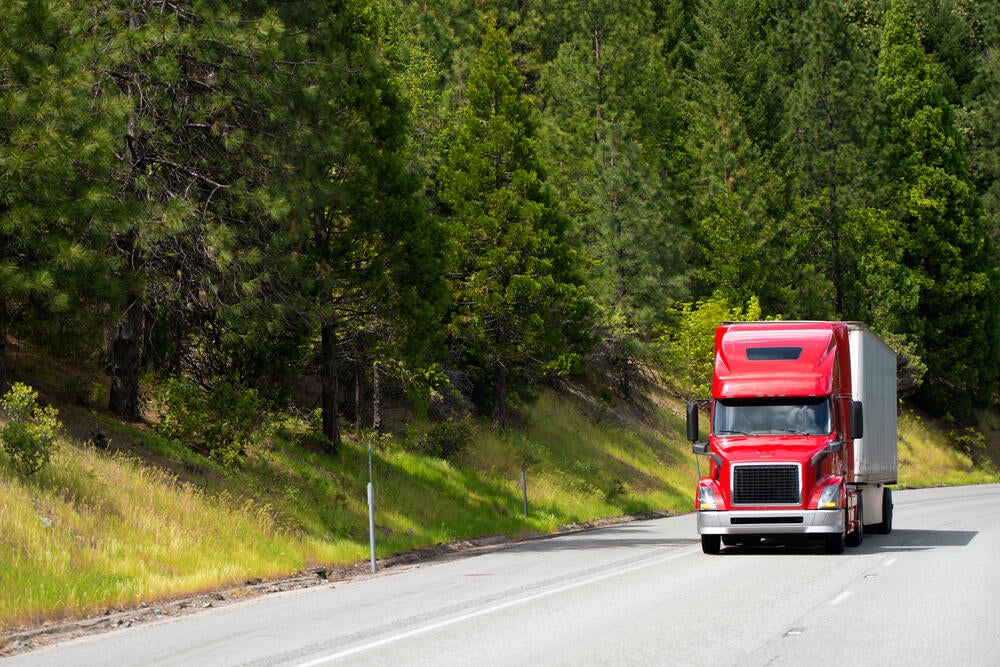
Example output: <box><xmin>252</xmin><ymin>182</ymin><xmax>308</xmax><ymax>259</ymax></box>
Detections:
<box><xmin>817</xmin><ymin>482</ymin><xmax>840</xmax><ymax>509</ymax></box>
<box><xmin>698</xmin><ymin>485</ymin><xmax>723</xmax><ymax>510</ymax></box>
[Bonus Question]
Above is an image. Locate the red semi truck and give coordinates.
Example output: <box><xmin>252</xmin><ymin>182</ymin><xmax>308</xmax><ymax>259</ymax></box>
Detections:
<box><xmin>686</xmin><ymin>321</ymin><xmax>897</xmax><ymax>554</ymax></box>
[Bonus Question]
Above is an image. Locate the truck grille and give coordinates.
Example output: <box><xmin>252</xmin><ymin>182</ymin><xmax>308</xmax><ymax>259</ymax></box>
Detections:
<box><xmin>732</xmin><ymin>464</ymin><xmax>800</xmax><ymax>505</ymax></box>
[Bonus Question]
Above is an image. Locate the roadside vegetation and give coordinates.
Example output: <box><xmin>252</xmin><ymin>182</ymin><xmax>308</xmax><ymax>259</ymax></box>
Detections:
<box><xmin>896</xmin><ymin>409</ymin><xmax>998</xmax><ymax>488</ymax></box>
<box><xmin>0</xmin><ymin>344</ymin><xmax>693</xmax><ymax>630</ymax></box>
<box><xmin>1</xmin><ymin>344</ymin><xmax>996</xmax><ymax>633</ymax></box>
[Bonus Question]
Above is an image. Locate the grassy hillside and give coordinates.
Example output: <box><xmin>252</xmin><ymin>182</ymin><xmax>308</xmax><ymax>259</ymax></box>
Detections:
<box><xmin>0</xmin><ymin>343</ymin><xmax>996</xmax><ymax>632</ymax></box>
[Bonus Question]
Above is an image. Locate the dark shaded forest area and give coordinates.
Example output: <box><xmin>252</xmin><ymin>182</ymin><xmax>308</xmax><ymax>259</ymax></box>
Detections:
<box><xmin>2</xmin><ymin>0</ymin><xmax>998</xmax><ymax>451</ymax></box>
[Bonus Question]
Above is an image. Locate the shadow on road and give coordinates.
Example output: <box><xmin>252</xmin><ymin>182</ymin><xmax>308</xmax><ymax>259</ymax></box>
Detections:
<box><xmin>523</xmin><ymin>537</ymin><xmax>701</xmax><ymax>551</ymax></box>
<box><xmin>507</xmin><ymin>525</ymin><xmax>700</xmax><ymax>553</ymax></box>
<box><xmin>867</xmin><ymin>528</ymin><xmax>978</xmax><ymax>550</ymax></box>
<box><xmin>711</xmin><ymin>528</ymin><xmax>978</xmax><ymax>556</ymax></box>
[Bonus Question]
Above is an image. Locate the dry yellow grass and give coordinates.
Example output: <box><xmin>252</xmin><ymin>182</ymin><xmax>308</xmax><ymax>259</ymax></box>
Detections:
<box><xmin>0</xmin><ymin>444</ymin><xmax>344</xmax><ymax>628</ymax></box>
<box><xmin>896</xmin><ymin>407</ymin><xmax>996</xmax><ymax>488</ymax></box>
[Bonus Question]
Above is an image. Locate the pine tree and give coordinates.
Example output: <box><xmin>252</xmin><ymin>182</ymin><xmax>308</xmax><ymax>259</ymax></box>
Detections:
<box><xmin>778</xmin><ymin>0</ymin><xmax>878</xmax><ymax>318</ymax></box>
<box><xmin>875</xmin><ymin>0</ymin><xmax>999</xmax><ymax>418</ymax></box>
<box><xmin>259</xmin><ymin>0</ymin><xmax>445</xmax><ymax>452</ymax></box>
<box><xmin>958</xmin><ymin>9</ymin><xmax>1000</xmax><ymax>251</ymax></box>
<box><xmin>438</xmin><ymin>22</ymin><xmax>592</xmax><ymax>428</ymax></box>
<box><xmin>0</xmin><ymin>0</ymin><xmax>127</xmax><ymax>391</ymax></box>
<box><xmin>83</xmin><ymin>1</ymin><xmax>296</xmax><ymax>420</ymax></box>
<box><xmin>969</xmin><ymin>17</ymin><xmax>1000</xmax><ymax>353</ymax></box>
<box><xmin>540</xmin><ymin>0</ymin><xmax>685</xmax><ymax>394</ymax></box>
<box><xmin>683</xmin><ymin>0</ymin><xmax>786</xmax><ymax>313</ymax></box>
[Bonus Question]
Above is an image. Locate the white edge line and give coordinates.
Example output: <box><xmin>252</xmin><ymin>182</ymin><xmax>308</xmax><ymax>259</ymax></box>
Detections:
<box><xmin>829</xmin><ymin>590</ymin><xmax>853</xmax><ymax>606</ymax></box>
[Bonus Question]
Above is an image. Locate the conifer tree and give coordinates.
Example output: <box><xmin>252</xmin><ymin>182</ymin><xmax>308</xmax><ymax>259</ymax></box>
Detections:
<box><xmin>684</xmin><ymin>0</ymin><xmax>785</xmax><ymax>312</ymax></box>
<box><xmin>875</xmin><ymin>0</ymin><xmax>999</xmax><ymax>418</ymax></box>
<box><xmin>0</xmin><ymin>0</ymin><xmax>127</xmax><ymax>391</ymax></box>
<box><xmin>260</xmin><ymin>0</ymin><xmax>445</xmax><ymax>452</ymax></box>
<box><xmin>959</xmin><ymin>20</ymin><xmax>1000</xmax><ymax>250</ymax></box>
<box><xmin>778</xmin><ymin>0</ymin><xmax>878</xmax><ymax>318</ymax></box>
<box><xmin>438</xmin><ymin>22</ymin><xmax>592</xmax><ymax>428</ymax></box>
<box><xmin>540</xmin><ymin>0</ymin><xmax>684</xmax><ymax>394</ymax></box>
<box><xmin>88</xmin><ymin>1</ymin><xmax>295</xmax><ymax>420</ymax></box>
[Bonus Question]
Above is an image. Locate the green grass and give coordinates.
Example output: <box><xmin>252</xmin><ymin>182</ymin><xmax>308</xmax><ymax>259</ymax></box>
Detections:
<box><xmin>0</xmin><ymin>447</ymin><xmax>313</xmax><ymax>625</ymax></box>
<box><xmin>896</xmin><ymin>407</ymin><xmax>997</xmax><ymax>487</ymax></box>
<box><xmin>1</xmin><ymin>378</ymin><xmax>996</xmax><ymax>632</ymax></box>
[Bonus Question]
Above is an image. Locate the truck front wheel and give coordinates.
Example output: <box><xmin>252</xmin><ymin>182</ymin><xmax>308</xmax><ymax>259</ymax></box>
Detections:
<box><xmin>825</xmin><ymin>531</ymin><xmax>845</xmax><ymax>554</ymax></box>
<box><xmin>701</xmin><ymin>534</ymin><xmax>721</xmax><ymax>554</ymax></box>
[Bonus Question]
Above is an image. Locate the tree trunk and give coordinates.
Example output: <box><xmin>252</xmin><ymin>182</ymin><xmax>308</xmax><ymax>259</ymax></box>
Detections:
<box><xmin>108</xmin><ymin>293</ymin><xmax>143</xmax><ymax>422</ymax></box>
<box><xmin>828</xmin><ymin>181</ymin><xmax>844</xmax><ymax>316</ymax></box>
<box><xmin>372</xmin><ymin>359</ymin><xmax>383</xmax><ymax>436</ymax></box>
<box><xmin>321</xmin><ymin>320</ymin><xmax>341</xmax><ymax>455</ymax></box>
<box><xmin>354</xmin><ymin>341</ymin><xmax>363</xmax><ymax>428</ymax></box>
<box><xmin>492</xmin><ymin>359</ymin><xmax>507</xmax><ymax>429</ymax></box>
<box><xmin>0</xmin><ymin>314</ymin><xmax>8</xmax><ymax>394</ymax></box>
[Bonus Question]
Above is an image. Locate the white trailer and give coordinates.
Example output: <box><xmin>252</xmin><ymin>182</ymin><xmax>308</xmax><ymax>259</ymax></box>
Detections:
<box><xmin>848</xmin><ymin>322</ymin><xmax>897</xmax><ymax>533</ymax></box>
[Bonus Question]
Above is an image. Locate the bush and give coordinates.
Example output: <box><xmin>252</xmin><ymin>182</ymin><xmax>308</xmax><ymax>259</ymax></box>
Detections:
<box><xmin>1</xmin><ymin>383</ymin><xmax>62</xmax><ymax>475</ymax></box>
<box><xmin>411</xmin><ymin>418</ymin><xmax>471</xmax><ymax>462</ymax></box>
<box><xmin>950</xmin><ymin>426</ymin><xmax>987</xmax><ymax>467</ymax></box>
<box><xmin>156</xmin><ymin>377</ymin><xmax>264</xmax><ymax>464</ymax></box>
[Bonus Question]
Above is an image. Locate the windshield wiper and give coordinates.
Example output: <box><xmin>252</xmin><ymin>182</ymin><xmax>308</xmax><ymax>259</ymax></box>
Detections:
<box><xmin>716</xmin><ymin>429</ymin><xmax>753</xmax><ymax>436</ymax></box>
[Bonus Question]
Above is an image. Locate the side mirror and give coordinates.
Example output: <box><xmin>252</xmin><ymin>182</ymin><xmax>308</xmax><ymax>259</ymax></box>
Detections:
<box><xmin>851</xmin><ymin>400</ymin><xmax>864</xmax><ymax>440</ymax></box>
<box><xmin>686</xmin><ymin>402</ymin><xmax>700</xmax><ymax>443</ymax></box>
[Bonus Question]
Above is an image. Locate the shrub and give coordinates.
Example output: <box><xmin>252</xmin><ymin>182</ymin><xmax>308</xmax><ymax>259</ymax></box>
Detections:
<box><xmin>950</xmin><ymin>426</ymin><xmax>987</xmax><ymax>467</ymax></box>
<box><xmin>411</xmin><ymin>418</ymin><xmax>471</xmax><ymax>462</ymax></box>
<box><xmin>1</xmin><ymin>383</ymin><xmax>62</xmax><ymax>475</ymax></box>
<box><xmin>156</xmin><ymin>377</ymin><xmax>264</xmax><ymax>464</ymax></box>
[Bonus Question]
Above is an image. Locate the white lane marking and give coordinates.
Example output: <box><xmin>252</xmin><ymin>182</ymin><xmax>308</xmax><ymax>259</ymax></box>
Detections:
<box><xmin>884</xmin><ymin>557</ymin><xmax>897</xmax><ymax>566</ymax></box>
<box><xmin>829</xmin><ymin>590</ymin><xmax>853</xmax><ymax>606</ymax></box>
<box><xmin>294</xmin><ymin>546</ymin><xmax>700</xmax><ymax>666</ymax></box>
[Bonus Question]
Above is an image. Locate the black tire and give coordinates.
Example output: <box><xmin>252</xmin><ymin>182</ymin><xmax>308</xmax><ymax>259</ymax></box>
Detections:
<box><xmin>701</xmin><ymin>534</ymin><xmax>722</xmax><ymax>554</ymax></box>
<box><xmin>826</xmin><ymin>506</ymin><xmax>849</xmax><ymax>554</ymax></box>
<box><xmin>876</xmin><ymin>488</ymin><xmax>893</xmax><ymax>535</ymax></box>
<box><xmin>846</xmin><ymin>497</ymin><xmax>863</xmax><ymax>547</ymax></box>
<box><xmin>825</xmin><ymin>530</ymin><xmax>845</xmax><ymax>554</ymax></box>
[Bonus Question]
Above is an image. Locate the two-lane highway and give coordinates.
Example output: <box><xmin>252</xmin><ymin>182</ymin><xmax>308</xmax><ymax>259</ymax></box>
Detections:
<box><xmin>6</xmin><ymin>485</ymin><xmax>1000</xmax><ymax>666</ymax></box>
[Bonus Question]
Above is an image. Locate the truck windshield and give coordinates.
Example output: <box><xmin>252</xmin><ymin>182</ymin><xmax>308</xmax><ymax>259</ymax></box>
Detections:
<box><xmin>712</xmin><ymin>397</ymin><xmax>832</xmax><ymax>436</ymax></box>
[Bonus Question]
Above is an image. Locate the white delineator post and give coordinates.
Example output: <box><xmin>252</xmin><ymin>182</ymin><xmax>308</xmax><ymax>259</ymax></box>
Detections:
<box><xmin>367</xmin><ymin>444</ymin><xmax>376</xmax><ymax>573</ymax></box>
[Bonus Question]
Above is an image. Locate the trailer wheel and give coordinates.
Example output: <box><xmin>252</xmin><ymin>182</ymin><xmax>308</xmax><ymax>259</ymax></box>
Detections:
<box><xmin>701</xmin><ymin>534</ymin><xmax>721</xmax><ymax>554</ymax></box>
<box><xmin>875</xmin><ymin>488</ymin><xmax>893</xmax><ymax>535</ymax></box>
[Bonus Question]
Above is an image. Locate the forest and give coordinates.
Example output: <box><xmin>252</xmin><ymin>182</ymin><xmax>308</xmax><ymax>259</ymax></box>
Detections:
<box><xmin>2</xmin><ymin>0</ymin><xmax>999</xmax><ymax>454</ymax></box>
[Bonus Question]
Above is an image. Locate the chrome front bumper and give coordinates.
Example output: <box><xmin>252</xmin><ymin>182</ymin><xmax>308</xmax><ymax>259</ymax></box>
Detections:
<box><xmin>698</xmin><ymin>509</ymin><xmax>844</xmax><ymax>535</ymax></box>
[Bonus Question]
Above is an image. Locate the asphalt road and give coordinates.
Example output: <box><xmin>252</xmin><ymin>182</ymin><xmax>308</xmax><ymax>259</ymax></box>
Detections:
<box><xmin>6</xmin><ymin>484</ymin><xmax>1000</xmax><ymax>666</ymax></box>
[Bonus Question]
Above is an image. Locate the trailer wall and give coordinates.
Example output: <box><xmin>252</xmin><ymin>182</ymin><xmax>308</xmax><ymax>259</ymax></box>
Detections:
<box><xmin>848</xmin><ymin>323</ymin><xmax>897</xmax><ymax>483</ymax></box>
